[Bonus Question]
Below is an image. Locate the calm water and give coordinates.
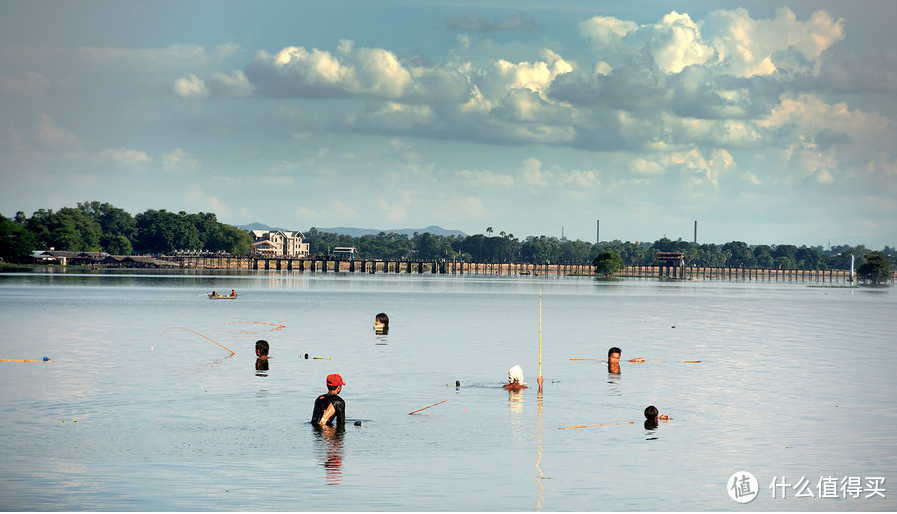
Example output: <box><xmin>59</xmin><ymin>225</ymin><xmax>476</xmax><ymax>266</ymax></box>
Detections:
<box><xmin>0</xmin><ymin>269</ymin><xmax>895</xmax><ymax>511</ymax></box>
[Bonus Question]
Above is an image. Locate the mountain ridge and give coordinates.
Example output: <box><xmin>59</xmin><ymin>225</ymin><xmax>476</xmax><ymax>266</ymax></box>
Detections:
<box><xmin>237</xmin><ymin>223</ymin><xmax>467</xmax><ymax>238</ymax></box>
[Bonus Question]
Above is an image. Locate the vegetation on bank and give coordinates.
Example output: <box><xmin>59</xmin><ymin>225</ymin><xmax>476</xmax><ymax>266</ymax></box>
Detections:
<box><xmin>1</xmin><ymin>202</ymin><xmax>895</xmax><ymax>279</ymax></box>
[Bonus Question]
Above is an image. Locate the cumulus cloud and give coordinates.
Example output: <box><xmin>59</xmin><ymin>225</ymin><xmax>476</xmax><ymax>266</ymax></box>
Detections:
<box><xmin>578</xmin><ymin>16</ymin><xmax>638</xmax><ymax>47</ymax></box>
<box><xmin>162</xmin><ymin>148</ymin><xmax>199</xmax><ymax>173</ymax></box>
<box><xmin>244</xmin><ymin>42</ymin><xmax>411</xmax><ymax>99</ymax></box>
<box><xmin>703</xmin><ymin>7</ymin><xmax>845</xmax><ymax>77</ymax></box>
<box><xmin>35</xmin><ymin>113</ymin><xmax>78</xmax><ymax>146</ymax></box>
<box><xmin>628</xmin><ymin>157</ymin><xmax>666</xmax><ymax>176</ymax></box>
<box><xmin>649</xmin><ymin>11</ymin><xmax>715</xmax><ymax>73</ymax></box>
<box><xmin>457</xmin><ymin>168</ymin><xmax>515</xmax><ymax>188</ymax></box>
<box><xmin>173</xmin><ymin>74</ymin><xmax>208</xmax><ymax>99</ymax></box>
<box><xmin>208</xmin><ymin>70</ymin><xmax>254</xmax><ymax>97</ymax></box>
<box><xmin>99</xmin><ymin>148</ymin><xmax>150</xmax><ymax>167</ymax></box>
<box><xmin>448</xmin><ymin>11</ymin><xmax>537</xmax><ymax>33</ymax></box>
<box><xmin>520</xmin><ymin>157</ymin><xmax>552</xmax><ymax>187</ymax></box>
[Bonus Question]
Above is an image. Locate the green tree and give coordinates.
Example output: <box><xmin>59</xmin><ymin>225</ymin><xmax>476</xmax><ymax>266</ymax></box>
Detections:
<box><xmin>592</xmin><ymin>250</ymin><xmax>623</xmax><ymax>278</ymax></box>
<box><xmin>26</xmin><ymin>208</ymin><xmax>102</xmax><ymax>251</ymax></box>
<box><xmin>857</xmin><ymin>251</ymin><xmax>892</xmax><ymax>285</ymax></box>
<box><xmin>100</xmin><ymin>234</ymin><xmax>132</xmax><ymax>255</ymax></box>
<box><xmin>0</xmin><ymin>214</ymin><xmax>37</xmax><ymax>262</ymax></box>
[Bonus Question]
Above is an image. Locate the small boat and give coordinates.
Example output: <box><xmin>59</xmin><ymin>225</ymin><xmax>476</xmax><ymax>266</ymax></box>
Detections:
<box><xmin>208</xmin><ymin>293</ymin><xmax>237</xmax><ymax>300</ymax></box>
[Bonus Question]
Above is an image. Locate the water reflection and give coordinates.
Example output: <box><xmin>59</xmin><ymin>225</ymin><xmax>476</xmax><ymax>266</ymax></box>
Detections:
<box><xmin>644</xmin><ymin>419</ymin><xmax>659</xmax><ymax>440</ymax></box>
<box><xmin>507</xmin><ymin>389</ymin><xmax>523</xmax><ymax>414</ymax></box>
<box><xmin>312</xmin><ymin>425</ymin><xmax>345</xmax><ymax>485</ymax></box>
<box><xmin>255</xmin><ymin>358</ymin><xmax>269</xmax><ymax>376</ymax></box>
<box><xmin>535</xmin><ymin>392</ymin><xmax>544</xmax><ymax>511</ymax></box>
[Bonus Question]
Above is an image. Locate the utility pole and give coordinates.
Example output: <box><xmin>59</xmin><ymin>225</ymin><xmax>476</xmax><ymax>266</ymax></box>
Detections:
<box><xmin>694</xmin><ymin>221</ymin><xmax>697</xmax><ymax>244</ymax></box>
<box><xmin>596</xmin><ymin>219</ymin><xmax>600</xmax><ymax>245</ymax></box>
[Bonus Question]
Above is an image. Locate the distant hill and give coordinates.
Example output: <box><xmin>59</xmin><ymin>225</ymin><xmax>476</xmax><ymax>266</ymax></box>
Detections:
<box><xmin>237</xmin><ymin>222</ymin><xmax>291</xmax><ymax>232</ymax></box>
<box><xmin>237</xmin><ymin>223</ymin><xmax>467</xmax><ymax>238</ymax></box>
<box><xmin>314</xmin><ymin>225</ymin><xmax>467</xmax><ymax>238</ymax></box>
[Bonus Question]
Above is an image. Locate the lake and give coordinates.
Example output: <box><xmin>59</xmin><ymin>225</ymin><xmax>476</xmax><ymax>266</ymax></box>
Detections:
<box><xmin>0</xmin><ymin>269</ymin><xmax>895</xmax><ymax>511</ymax></box>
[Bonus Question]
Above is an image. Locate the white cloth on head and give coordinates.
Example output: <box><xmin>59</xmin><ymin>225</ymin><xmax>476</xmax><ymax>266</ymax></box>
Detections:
<box><xmin>508</xmin><ymin>365</ymin><xmax>524</xmax><ymax>384</ymax></box>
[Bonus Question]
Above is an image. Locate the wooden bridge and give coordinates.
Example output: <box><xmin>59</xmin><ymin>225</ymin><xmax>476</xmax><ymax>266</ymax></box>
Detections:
<box><xmin>94</xmin><ymin>254</ymin><xmax>890</xmax><ymax>284</ymax></box>
<box><xmin>166</xmin><ymin>255</ymin><xmax>592</xmax><ymax>277</ymax></box>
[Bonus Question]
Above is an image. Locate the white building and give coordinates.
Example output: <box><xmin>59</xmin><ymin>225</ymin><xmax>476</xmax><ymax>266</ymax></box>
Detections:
<box><xmin>250</xmin><ymin>230</ymin><xmax>310</xmax><ymax>257</ymax></box>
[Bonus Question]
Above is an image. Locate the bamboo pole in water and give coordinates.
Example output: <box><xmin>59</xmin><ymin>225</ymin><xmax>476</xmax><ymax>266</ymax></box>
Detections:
<box><xmin>162</xmin><ymin>327</ymin><xmax>236</xmax><ymax>355</ymax></box>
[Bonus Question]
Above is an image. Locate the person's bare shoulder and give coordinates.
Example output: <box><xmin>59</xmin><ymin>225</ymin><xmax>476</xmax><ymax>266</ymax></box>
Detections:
<box><xmin>628</xmin><ymin>357</ymin><xmax>646</xmax><ymax>363</ymax></box>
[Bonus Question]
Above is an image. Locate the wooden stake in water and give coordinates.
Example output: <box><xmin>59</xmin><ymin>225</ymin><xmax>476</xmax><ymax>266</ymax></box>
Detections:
<box><xmin>537</xmin><ymin>291</ymin><xmax>543</xmax><ymax>392</ymax></box>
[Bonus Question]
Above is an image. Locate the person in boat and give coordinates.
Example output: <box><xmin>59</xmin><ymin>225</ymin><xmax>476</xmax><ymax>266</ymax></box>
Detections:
<box><xmin>374</xmin><ymin>312</ymin><xmax>389</xmax><ymax>335</ymax></box>
<box><xmin>607</xmin><ymin>346</ymin><xmax>645</xmax><ymax>373</ymax></box>
<box><xmin>231</xmin><ymin>289</ymin><xmax>236</xmax><ymax>297</ymax></box>
<box><xmin>212</xmin><ymin>290</ymin><xmax>218</xmax><ymax>297</ymax></box>
<box><xmin>503</xmin><ymin>365</ymin><xmax>528</xmax><ymax>390</ymax></box>
<box><xmin>644</xmin><ymin>405</ymin><xmax>671</xmax><ymax>429</ymax></box>
<box><xmin>311</xmin><ymin>374</ymin><xmax>346</xmax><ymax>427</ymax></box>
<box><xmin>255</xmin><ymin>339</ymin><xmax>269</xmax><ymax>371</ymax></box>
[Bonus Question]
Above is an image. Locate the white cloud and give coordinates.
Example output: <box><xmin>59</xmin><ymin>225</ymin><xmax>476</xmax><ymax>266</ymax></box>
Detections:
<box><xmin>578</xmin><ymin>16</ymin><xmax>638</xmax><ymax>47</ymax></box>
<box><xmin>185</xmin><ymin>185</ymin><xmax>228</xmax><ymax>216</ymax></box>
<box><xmin>245</xmin><ymin>42</ymin><xmax>411</xmax><ymax>99</ymax></box>
<box><xmin>99</xmin><ymin>148</ymin><xmax>149</xmax><ymax>167</ymax></box>
<box><xmin>667</xmin><ymin>147</ymin><xmax>735</xmax><ymax>187</ymax></box>
<box><xmin>628</xmin><ymin>157</ymin><xmax>665</xmax><ymax>176</ymax></box>
<box><xmin>162</xmin><ymin>148</ymin><xmax>199</xmax><ymax>173</ymax></box>
<box><xmin>35</xmin><ymin>113</ymin><xmax>78</xmax><ymax>146</ymax></box>
<box><xmin>758</xmin><ymin>93</ymin><xmax>890</xmax><ymax>139</ymax></box>
<box><xmin>173</xmin><ymin>74</ymin><xmax>208</xmax><ymax>99</ymax></box>
<box><xmin>649</xmin><ymin>12</ymin><xmax>715</xmax><ymax>74</ymax></box>
<box><xmin>355</xmin><ymin>102</ymin><xmax>434</xmax><ymax>130</ymax></box>
<box><xmin>483</xmin><ymin>52</ymin><xmax>573</xmax><ymax>99</ymax></box>
<box><xmin>703</xmin><ymin>7</ymin><xmax>845</xmax><ymax>77</ymax></box>
<box><xmin>355</xmin><ymin>47</ymin><xmax>413</xmax><ymax>98</ymax></box>
<box><xmin>209</xmin><ymin>70</ymin><xmax>253</xmax><ymax>97</ymax></box>
<box><xmin>520</xmin><ymin>157</ymin><xmax>552</xmax><ymax>187</ymax></box>
<box><xmin>378</xmin><ymin>197</ymin><xmax>408</xmax><ymax>222</ymax></box>
<box><xmin>558</xmin><ymin>169</ymin><xmax>600</xmax><ymax>188</ymax></box>
<box><xmin>456</xmin><ymin>168</ymin><xmax>515</xmax><ymax>188</ymax></box>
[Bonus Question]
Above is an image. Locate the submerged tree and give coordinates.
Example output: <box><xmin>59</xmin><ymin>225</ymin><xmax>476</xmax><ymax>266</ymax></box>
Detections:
<box><xmin>857</xmin><ymin>251</ymin><xmax>893</xmax><ymax>285</ymax></box>
<box><xmin>593</xmin><ymin>250</ymin><xmax>623</xmax><ymax>278</ymax></box>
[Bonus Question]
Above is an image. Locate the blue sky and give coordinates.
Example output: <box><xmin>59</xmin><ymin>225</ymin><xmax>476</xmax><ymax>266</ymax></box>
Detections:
<box><xmin>1</xmin><ymin>0</ymin><xmax>895</xmax><ymax>248</ymax></box>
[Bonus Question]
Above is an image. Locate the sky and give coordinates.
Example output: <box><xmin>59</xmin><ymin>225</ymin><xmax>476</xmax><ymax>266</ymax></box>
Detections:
<box><xmin>1</xmin><ymin>0</ymin><xmax>895</xmax><ymax>248</ymax></box>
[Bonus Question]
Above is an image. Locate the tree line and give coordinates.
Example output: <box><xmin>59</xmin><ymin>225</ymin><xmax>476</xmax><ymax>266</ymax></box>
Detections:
<box><xmin>303</xmin><ymin>227</ymin><xmax>896</xmax><ymax>272</ymax></box>
<box><xmin>0</xmin><ymin>201</ymin><xmax>252</xmax><ymax>261</ymax></box>
<box><xmin>1</xmin><ymin>202</ymin><xmax>894</xmax><ymax>277</ymax></box>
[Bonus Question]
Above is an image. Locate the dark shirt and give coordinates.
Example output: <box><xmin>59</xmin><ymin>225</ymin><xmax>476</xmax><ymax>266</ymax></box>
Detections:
<box><xmin>311</xmin><ymin>393</ymin><xmax>345</xmax><ymax>427</ymax></box>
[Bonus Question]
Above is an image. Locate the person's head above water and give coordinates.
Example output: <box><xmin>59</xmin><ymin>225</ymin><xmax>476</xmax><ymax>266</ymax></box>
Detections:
<box><xmin>375</xmin><ymin>313</ymin><xmax>389</xmax><ymax>328</ymax></box>
<box><xmin>644</xmin><ymin>405</ymin><xmax>658</xmax><ymax>420</ymax></box>
<box><xmin>326</xmin><ymin>373</ymin><xmax>346</xmax><ymax>392</ymax></box>
<box><xmin>256</xmin><ymin>339</ymin><xmax>269</xmax><ymax>358</ymax></box>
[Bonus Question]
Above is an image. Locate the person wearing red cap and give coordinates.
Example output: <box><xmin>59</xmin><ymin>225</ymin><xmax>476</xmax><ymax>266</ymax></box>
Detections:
<box><xmin>311</xmin><ymin>373</ymin><xmax>346</xmax><ymax>427</ymax></box>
